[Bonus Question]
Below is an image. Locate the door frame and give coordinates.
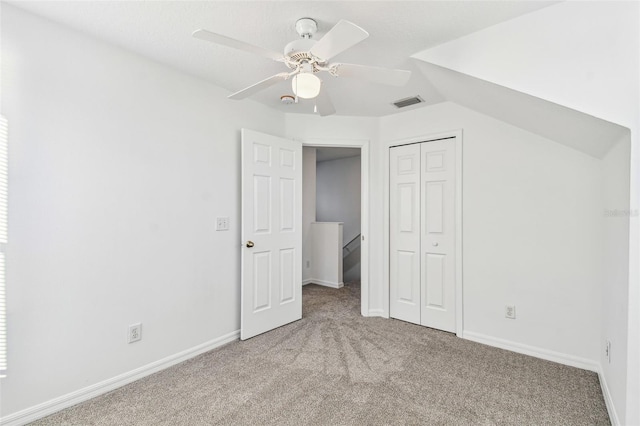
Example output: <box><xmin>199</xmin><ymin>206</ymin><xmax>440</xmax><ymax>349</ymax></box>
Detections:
<box><xmin>383</xmin><ymin>130</ymin><xmax>464</xmax><ymax>336</ymax></box>
<box><xmin>301</xmin><ymin>138</ymin><xmax>371</xmax><ymax>317</ymax></box>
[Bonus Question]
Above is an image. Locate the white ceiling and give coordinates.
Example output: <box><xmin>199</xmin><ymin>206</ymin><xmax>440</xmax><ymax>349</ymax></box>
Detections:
<box><xmin>415</xmin><ymin>61</ymin><xmax>629</xmax><ymax>158</ymax></box>
<box><xmin>8</xmin><ymin>0</ymin><xmax>556</xmax><ymax>117</ymax></box>
<box><xmin>315</xmin><ymin>147</ymin><xmax>360</xmax><ymax>163</ymax></box>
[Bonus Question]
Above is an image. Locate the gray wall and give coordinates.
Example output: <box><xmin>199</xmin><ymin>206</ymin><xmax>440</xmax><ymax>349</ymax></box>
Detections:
<box><xmin>316</xmin><ymin>155</ymin><xmax>361</xmax><ymax>281</ymax></box>
<box><xmin>316</xmin><ymin>155</ymin><xmax>361</xmax><ymax>245</ymax></box>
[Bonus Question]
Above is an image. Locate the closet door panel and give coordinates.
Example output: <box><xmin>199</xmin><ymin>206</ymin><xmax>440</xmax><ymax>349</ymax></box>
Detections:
<box><xmin>420</xmin><ymin>139</ymin><xmax>456</xmax><ymax>332</ymax></box>
<box><xmin>389</xmin><ymin>144</ymin><xmax>421</xmax><ymax>325</ymax></box>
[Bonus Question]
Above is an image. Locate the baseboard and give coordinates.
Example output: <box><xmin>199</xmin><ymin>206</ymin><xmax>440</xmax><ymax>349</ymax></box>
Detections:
<box><xmin>366</xmin><ymin>308</ymin><xmax>385</xmax><ymax>317</ymax></box>
<box><xmin>463</xmin><ymin>331</ymin><xmax>620</xmax><ymax>424</ymax></box>
<box><xmin>309</xmin><ymin>279</ymin><xmax>343</xmax><ymax>289</ymax></box>
<box><xmin>301</xmin><ymin>278</ymin><xmax>314</xmax><ymax>286</ymax></box>
<box><xmin>598</xmin><ymin>366</ymin><xmax>620</xmax><ymax>426</ymax></box>
<box><xmin>462</xmin><ymin>331</ymin><xmax>599</xmax><ymax>372</ymax></box>
<box><xmin>0</xmin><ymin>330</ymin><xmax>240</xmax><ymax>426</ymax></box>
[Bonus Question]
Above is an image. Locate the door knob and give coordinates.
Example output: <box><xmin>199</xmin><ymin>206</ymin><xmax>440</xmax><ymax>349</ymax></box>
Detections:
<box><xmin>246</xmin><ymin>241</ymin><xmax>255</xmax><ymax>248</ymax></box>
<box><xmin>432</xmin><ymin>242</ymin><xmax>439</xmax><ymax>247</ymax></box>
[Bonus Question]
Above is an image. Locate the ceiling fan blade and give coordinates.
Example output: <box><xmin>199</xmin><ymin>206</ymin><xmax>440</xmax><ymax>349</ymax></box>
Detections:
<box><xmin>228</xmin><ymin>73</ymin><xmax>290</xmax><ymax>100</ymax></box>
<box><xmin>333</xmin><ymin>63</ymin><xmax>411</xmax><ymax>86</ymax></box>
<box><xmin>309</xmin><ymin>20</ymin><xmax>369</xmax><ymax>61</ymax></box>
<box><xmin>193</xmin><ymin>29</ymin><xmax>284</xmax><ymax>62</ymax></box>
<box><xmin>315</xmin><ymin>87</ymin><xmax>336</xmax><ymax>117</ymax></box>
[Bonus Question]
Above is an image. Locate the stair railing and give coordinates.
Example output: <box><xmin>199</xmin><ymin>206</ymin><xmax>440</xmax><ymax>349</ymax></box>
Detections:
<box><xmin>343</xmin><ymin>233</ymin><xmax>361</xmax><ymax>257</ymax></box>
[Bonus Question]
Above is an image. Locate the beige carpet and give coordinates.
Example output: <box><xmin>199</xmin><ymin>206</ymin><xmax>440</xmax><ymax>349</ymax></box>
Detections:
<box><xmin>32</xmin><ymin>282</ymin><xmax>609</xmax><ymax>425</ymax></box>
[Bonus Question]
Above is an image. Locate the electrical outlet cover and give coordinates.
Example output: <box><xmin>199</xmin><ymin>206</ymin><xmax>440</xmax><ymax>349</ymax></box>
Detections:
<box><xmin>505</xmin><ymin>305</ymin><xmax>516</xmax><ymax>319</ymax></box>
<box><xmin>128</xmin><ymin>323</ymin><xmax>142</xmax><ymax>343</ymax></box>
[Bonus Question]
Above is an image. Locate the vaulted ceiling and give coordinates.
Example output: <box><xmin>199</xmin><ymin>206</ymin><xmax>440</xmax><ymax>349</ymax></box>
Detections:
<box><xmin>8</xmin><ymin>1</ymin><xmax>556</xmax><ymax>117</ymax></box>
<box><xmin>9</xmin><ymin>1</ymin><xmax>629</xmax><ymax>158</ymax></box>
<box><xmin>415</xmin><ymin>62</ymin><xmax>629</xmax><ymax>158</ymax></box>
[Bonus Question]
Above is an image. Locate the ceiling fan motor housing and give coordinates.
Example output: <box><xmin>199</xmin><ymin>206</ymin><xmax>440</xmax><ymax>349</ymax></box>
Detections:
<box><xmin>284</xmin><ymin>38</ymin><xmax>323</xmax><ymax>71</ymax></box>
<box><xmin>284</xmin><ymin>38</ymin><xmax>316</xmax><ymax>58</ymax></box>
<box><xmin>284</xmin><ymin>18</ymin><xmax>324</xmax><ymax>71</ymax></box>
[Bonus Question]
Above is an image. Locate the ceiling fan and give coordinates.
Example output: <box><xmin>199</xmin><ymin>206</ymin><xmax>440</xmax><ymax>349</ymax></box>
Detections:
<box><xmin>193</xmin><ymin>18</ymin><xmax>412</xmax><ymax>116</ymax></box>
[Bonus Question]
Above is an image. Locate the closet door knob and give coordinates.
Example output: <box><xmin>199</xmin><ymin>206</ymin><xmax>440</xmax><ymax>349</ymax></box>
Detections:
<box><xmin>246</xmin><ymin>241</ymin><xmax>255</xmax><ymax>248</ymax></box>
<box><xmin>432</xmin><ymin>242</ymin><xmax>439</xmax><ymax>247</ymax></box>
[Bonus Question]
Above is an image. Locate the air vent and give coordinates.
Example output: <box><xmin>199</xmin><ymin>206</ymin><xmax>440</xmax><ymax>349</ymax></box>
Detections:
<box><xmin>393</xmin><ymin>96</ymin><xmax>424</xmax><ymax>109</ymax></box>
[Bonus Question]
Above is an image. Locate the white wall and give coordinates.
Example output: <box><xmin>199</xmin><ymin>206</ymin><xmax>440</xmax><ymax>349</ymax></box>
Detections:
<box><xmin>380</xmin><ymin>102</ymin><xmax>604</xmax><ymax>364</ymax></box>
<box><xmin>602</xmin><ymin>134</ymin><xmax>631</xmax><ymax>423</ymax></box>
<box><xmin>310</xmin><ymin>222</ymin><xmax>343</xmax><ymax>288</ymax></box>
<box><xmin>302</xmin><ymin>147</ymin><xmax>316</xmax><ymax>283</ymax></box>
<box><xmin>316</xmin><ymin>154</ymin><xmax>362</xmax><ymax>281</ymax></box>
<box><xmin>413</xmin><ymin>3</ymin><xmax>639</xmax><ymax>422</ymax></box>
<box><xmin>316</xmin><ymin>155</ymin><xmax>361</xmax><ymax>245</ymax></box>
<box><xmin>1</xmin><ymin>5</ymin><xmax>284</xmax><ymax>418</ymax></box>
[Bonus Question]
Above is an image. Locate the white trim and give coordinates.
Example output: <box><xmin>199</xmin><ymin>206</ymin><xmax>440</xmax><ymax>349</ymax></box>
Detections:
<box><xmin>0</xmin><ymin>331</ymin><xmax>240</xmax><ymax>426</ymax></box>
<box><xmin>454</xmin><ymin>132</ymin><xmax>463</xmax><ymax>337</ymax></box>
<box><xmin>462</xmin><ymin>330</ymin><xmax>599</xmax><ymax>372</ymax></box>
<box><xmin>464</xmin><ymin>330</ymin><xmax>619</xmax><ymax>423</ymax></box>
<box><xmin>383</xmin><ymin>130</ymin><xmax>464</xmax><ymax>333</ymax></box>
<box><xmin>366</xmin><ymin>308</ymin><xmax>385</xmax><ymax>317</ymax></box>
<box><xmin>302</xmin><ymin>278</ymin><xmax>314</xmax><ymax>286</ymax></box>
<box><xmin>0</xmin><ymin>115</ymin><xmax>8</xmax><ymax>377</ymax></box>
<box><xmin>466</xmin><ymin>331</ymin><xmax>621</xmax><ymax>424</ymax></box>
<box><xmin>599</xmin><ymin>367</ymin><xmax>620</xmax><ymax>426</ymax></box>
<box><xmin>301</xmin><ymin>138</ymin><xmax>370</xmax><ymax>317</ymax></box>
<box><xmin>310</xmin><ymin>279</ymin><xmax>344</xmax><ymax>289</ymax></box>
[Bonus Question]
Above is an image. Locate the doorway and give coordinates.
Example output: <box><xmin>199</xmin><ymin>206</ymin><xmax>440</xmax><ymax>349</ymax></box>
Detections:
<box><xmin>302</xmin><ymin>139</ymin><xmax>370</xmax><ymax>316</ymax></box>
<box><xmin>316</xmin><ymin>147</ymin><xmax>361</xmax><ymax>283</ymax></box>
<box><xmin>239</xmin><ymin>131</ymin><xmax>370</xmax><ymax>340</ymax></box>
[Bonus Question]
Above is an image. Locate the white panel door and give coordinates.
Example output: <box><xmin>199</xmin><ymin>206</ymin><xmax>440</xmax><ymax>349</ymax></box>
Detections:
<box><xmin>389</xmin><ymin>144</ymin><xmax>421</xmax><ymax>325</ymax></box>
<box><xmin>421</xmin><ymin>139</ymin><xmax>456</xmax><ymax>332</ymax></box>
<box><xmin>241</xmin><ymin>129</ymin><xmax>302</xmax><ymax>340</ymax></box>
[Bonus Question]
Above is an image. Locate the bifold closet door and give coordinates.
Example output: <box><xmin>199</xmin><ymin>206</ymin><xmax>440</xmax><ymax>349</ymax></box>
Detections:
<box><xmin>390</xmin><ymin>138</ymin><xmax>456</xmax><ymax>332</ymax></box>
<box><xmin>389</xmin><ymin>144</ymin><xmax>421</xmax><ymax>325</ymax></box>
<box><xmin>420</xmin><ymin>139</ymin><xmax>455</xmax><ymax>333</ymax></box>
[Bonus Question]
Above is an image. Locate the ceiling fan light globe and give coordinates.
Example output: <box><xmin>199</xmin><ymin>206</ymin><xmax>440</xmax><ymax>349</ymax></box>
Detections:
<box><xmin>292</xmin><ymin>73</ymin><xmax>321</xmax><ymax>99</ymax></box>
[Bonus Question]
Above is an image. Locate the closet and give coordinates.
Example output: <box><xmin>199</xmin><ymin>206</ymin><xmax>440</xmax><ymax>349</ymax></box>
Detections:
<box><xmin>389</xmin><ymin>137</ymin><xmax>457</xmax><ymax>333</ymax></box>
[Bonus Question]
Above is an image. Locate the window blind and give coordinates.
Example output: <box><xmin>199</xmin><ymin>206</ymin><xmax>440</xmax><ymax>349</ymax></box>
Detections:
<box><xmin>0</xmin><ymin>115</ymin><xmax>8</xmax><ymax>377</ymax></box>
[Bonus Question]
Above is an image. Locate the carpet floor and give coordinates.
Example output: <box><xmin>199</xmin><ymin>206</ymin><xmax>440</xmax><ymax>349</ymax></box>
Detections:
<box><xmin>32</xmin><ymin>282</ymin><xmax>610</xmax><ymax>425</ymax></box>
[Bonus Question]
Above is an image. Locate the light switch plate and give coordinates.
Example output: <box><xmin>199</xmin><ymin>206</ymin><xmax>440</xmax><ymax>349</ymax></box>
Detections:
<box><xmin>216</xmin><ymin>217</ymin><xmax>229</xmax><ymax>231</ymax></box>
